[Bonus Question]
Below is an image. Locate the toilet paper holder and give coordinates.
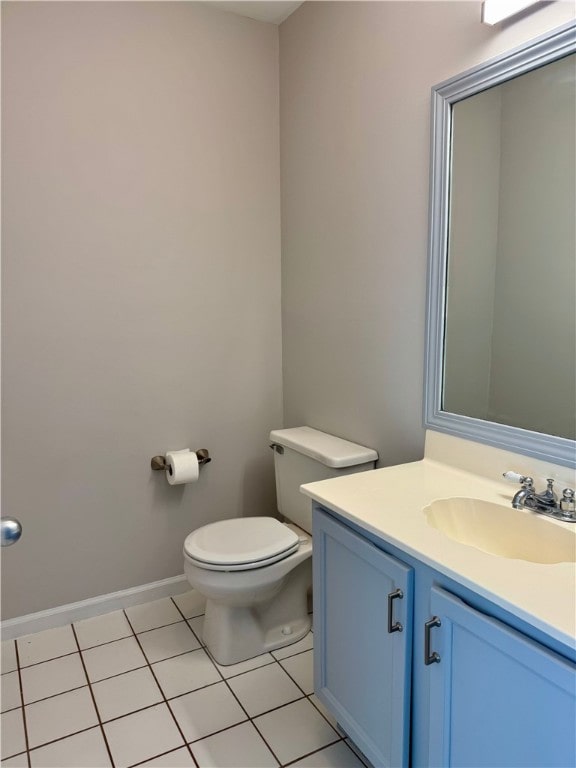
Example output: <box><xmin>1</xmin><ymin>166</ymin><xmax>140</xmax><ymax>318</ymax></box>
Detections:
<box><xmin>150</xmin><ymin>449</ymin><xmax>211</xmax><ymax>472</ymax></box>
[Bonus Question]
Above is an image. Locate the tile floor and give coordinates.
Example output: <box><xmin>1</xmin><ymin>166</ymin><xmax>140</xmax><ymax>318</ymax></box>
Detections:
<box><xmin>1</xmin><ymin>592</ymin><xmax>367</xmax><ymax>768</ymax></box>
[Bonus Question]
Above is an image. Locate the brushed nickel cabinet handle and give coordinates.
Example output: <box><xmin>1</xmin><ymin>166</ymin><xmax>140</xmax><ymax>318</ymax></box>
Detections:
<box><xmin>424</xmin><ymin>616</ymin><xmax>441</xmax><ymax>664</ymax></box>
<box><xmin>387</xmin><ymin>588</ymin><xmax>403</xmax><ymax>633</ymax></box>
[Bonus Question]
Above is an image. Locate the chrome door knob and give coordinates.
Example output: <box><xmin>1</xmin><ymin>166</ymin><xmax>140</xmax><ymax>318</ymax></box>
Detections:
<box><xmin>1</xmin><ymin>517</ymin><xmax>22</xmax><ymax>546</ymax></box>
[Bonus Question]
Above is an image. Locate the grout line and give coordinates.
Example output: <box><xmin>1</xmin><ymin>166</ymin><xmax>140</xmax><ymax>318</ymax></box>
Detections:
<box><xmin>204</xmin><ymin>676</ymin><xmax>283</xmax><ymax>767</ymax></box>
<box><xmin>276</xmin><ymin>664</ymin><xmax>311</xmax><ymax>700</ymax></box>
<box><xmin>1</xmin><ymin>704</ymin><xmax>22</xmax><ymax>714</ymax></box>
<box><xmin>20</xmin><ymin>682</ymin><xmax>89</xmax><ymax>709</ymax></box>
<box><xmin>13</xmin><ymin>639</ymin><xmax>31</xmax><ymax>768</ymax></box>
<box><xmin>71</xmin><ymin>623</ymin><xmax>116</xmax><ymax>768</ymax></box>
<box><xmin>305</xmin><ymin>693</ymin><xmax>340</xmax><ymax>730</ymax></box>
<box><xmin>25</xmin><ymin>724</ymin><xmax>108</xmax><ymax>756</ymax></box>
<box><xmin>186</xmin><ymin>717</ymin><xmax>252</xmax><ymax>746</ymax></box>
<box><xmin>210</xmin><ymin>656</ymin><xmax>277</xmax><ymax>680</ymax></box>
<box><xmin>272</xmin><ymin>643</ymin><xmax>314</xmax><ymax>662</ymax></box>
<box><xmin>122</xmin><ymin>609</ymin><xmax>200</xmax><ymax>768</ymax></box>
<box><xmin>130</xmin><ymin>646</ymin><xmax>202</xmax><ymax>667</ymax></box>
<box><xmin>126</xmin><ymin>745</ymin><xmax>194</xmax><ymax>768</ymax></box>
<box><xmin>280</xmin><ymin>736</ymin><xmax>343</xmax><ymax>767</ymax></box>
<box><xmin>74</xmin><ymin>633</ymin><xmax>134</xmax><ymax>652</ymax></box>
<box><xmin>124</xmin><ymin>618</ymin><xmax>185</xmax><ymax>637</ymax></box>
<box><xmin>127</xmin><ymin>746</ymin><xmax>188</xmax><ymax>768</ymax></box>
<box><xmin>78</xmin><ymin>663</ymin><xmax>149</xmax><ymax>686</ymax></box>
<box><xmin>16</xmin><ymin>650</ymin><xmax>78</xmax><ymax>672</ymax></box>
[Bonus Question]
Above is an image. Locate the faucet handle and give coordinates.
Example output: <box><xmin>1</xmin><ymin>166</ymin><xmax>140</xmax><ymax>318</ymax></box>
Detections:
<box><xmin>560</xmin><ymin>488</ymin><xmax>576</xmax><ymax>518</ymax></box>
<box><xmin>543</xmin><ymin>478</ymin><xmax>558</xmax><ymax>501</ymax></box>
<box><xmin>503</xmin><ymin>471</ymin><xmax>533</xmax><ymax>488</ymax></box>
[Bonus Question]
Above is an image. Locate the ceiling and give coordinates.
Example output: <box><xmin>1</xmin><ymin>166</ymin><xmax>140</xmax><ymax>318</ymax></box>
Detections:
<box><xmin>206</xmin><ymin>1</ymin><xmax>305</xmax><ymax>24</ymax></box>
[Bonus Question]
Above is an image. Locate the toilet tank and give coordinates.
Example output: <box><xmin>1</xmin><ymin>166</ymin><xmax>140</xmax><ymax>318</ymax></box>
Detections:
<box><xmin>269</xmin><ymin>427</ymin><xmax>378</xmax><ymax>534</ymax></box>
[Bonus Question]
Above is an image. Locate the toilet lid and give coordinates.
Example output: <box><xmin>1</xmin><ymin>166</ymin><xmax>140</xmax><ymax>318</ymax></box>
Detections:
<box><xmin>184</xmin><ymin>517</ymin><xmax>299</xmax><ymax>568</ymax></box>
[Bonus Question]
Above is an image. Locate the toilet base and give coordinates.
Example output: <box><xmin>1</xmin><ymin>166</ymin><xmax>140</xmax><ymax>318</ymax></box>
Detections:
<box><xmin>204</xmin><ymin>606</ymin><xmax>311</xmax><ymax>666</ymax></box>
<box><xmin>201</xmin><ymin>557</ymin><xmax>312</xmax><ymax>666</ymax></box>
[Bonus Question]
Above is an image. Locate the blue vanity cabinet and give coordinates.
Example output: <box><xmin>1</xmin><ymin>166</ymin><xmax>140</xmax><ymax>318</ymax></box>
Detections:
<box><xmin>313</xmin><ymin>509</ymin><xmax>413</xmax><ymax>768</ymax></box>
<box><xmin>426</xmin><ymin>586</ymin><xmax>576</xmax><ymax>768</ymax></box>
<box><xmin>313</xmin><ymin>507</ymin><xmax>576</xmax><ymax>768</ymax></box>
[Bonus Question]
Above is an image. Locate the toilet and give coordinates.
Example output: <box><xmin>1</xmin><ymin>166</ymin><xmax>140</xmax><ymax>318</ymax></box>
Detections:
<box><xmin>183</xmin><ymin>426</ymin><xmax>378</xmax><ymax>665</ymax></box>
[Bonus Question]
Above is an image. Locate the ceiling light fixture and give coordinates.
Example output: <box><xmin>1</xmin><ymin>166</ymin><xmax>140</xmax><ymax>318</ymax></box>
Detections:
<box><xmin>482</xmin><ymin>0</ymin><xmax>543</xmax><ymax>25</ymax></box>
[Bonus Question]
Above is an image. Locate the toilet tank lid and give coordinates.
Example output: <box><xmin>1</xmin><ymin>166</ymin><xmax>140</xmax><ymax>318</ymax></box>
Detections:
<box><xmin>269</xmin><ymin>426</ymin><xmax>378</xmax><ymax>468</ymax></box>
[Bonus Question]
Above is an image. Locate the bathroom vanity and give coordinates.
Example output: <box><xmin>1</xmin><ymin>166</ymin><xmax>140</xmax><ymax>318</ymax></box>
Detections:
<box><xmin>302</xmin><ymin>433</ymin><xmax>576</xmax><ymax>768</ymax></box>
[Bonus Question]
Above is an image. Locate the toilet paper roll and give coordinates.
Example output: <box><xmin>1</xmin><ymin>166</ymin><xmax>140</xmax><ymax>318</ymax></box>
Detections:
<box><xmin>165</xmin><ymin>449</ymin><xmax>199</xmax><ymax>485</ymax></box>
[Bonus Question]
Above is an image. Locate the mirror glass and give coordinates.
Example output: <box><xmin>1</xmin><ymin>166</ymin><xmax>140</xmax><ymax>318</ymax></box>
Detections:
<box><xmin>425</xmin><ymin>23</ymin><xmax>576</xmax><ymax>467</ymax></box>
<box><xmin>444</xmin><ymin>53</ymin><xmax>575</xmax><ymax>441</ymax></box>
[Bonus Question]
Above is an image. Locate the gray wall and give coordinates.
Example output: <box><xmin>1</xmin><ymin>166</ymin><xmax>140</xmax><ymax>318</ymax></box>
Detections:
<box><xmin>1</xmin><ymin>2</ymin><xmax>282</xmax><ymax>619</ymax></box>
<box><xmin>279</xmin><ymin>0</ymin><xmax>576</xmax><ymax>468</ymax></box>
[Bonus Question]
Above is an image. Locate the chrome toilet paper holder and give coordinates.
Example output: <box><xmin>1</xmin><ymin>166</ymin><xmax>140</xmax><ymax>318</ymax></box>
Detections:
<box><xmin>150</xmin><ymin>449</ymin><xmax>211</xmax><ymax>472</ymax></box>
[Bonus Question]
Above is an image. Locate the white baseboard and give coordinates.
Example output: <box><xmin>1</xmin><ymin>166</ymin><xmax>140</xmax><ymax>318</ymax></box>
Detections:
<box><xmin>1</xmin><ymin>574</ymin><xmax>190</xmax><ymax>640</ymax></box>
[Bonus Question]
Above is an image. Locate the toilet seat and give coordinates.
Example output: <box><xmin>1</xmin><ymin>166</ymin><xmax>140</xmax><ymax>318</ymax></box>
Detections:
<box><xmin>184</xmin><ymin>517</ymin><xmax>300</xmax><ymax>572</ymax></box>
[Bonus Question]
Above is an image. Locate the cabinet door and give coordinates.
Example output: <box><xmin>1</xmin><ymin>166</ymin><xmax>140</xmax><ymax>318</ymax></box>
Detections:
<box><xmin>427</xmin><ymin>586</ymin><xmax>576</xmax><ymax>768</ymax></box>
<box><xmin>313</xmin><ymin>510</ymin><xmax>413</xmax><ymax>768</ymax></box>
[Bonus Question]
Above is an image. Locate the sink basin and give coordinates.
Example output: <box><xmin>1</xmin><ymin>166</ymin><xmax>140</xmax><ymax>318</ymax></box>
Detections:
<box><xmin>424</xmin><ymin>497</ymin><xmax>576</xmax><ymax>564</ymax></box>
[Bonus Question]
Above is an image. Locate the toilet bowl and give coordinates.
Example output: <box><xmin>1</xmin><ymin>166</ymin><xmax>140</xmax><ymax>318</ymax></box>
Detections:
<box><xmin>184</xmin><ymin>518</ymin><xmax>312</xmax><ymax>665</ymax></box>
<box><xmin>183</xmin><ymin>427</ymin><xmax>378</xmax><ymax>665</ymax></box>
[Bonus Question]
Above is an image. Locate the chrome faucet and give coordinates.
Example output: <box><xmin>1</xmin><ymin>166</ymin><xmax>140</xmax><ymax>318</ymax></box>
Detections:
<box><xmin>503</xmin><ymin>472</ymin><xmax>576</xmax><ymax>523</ymax></box>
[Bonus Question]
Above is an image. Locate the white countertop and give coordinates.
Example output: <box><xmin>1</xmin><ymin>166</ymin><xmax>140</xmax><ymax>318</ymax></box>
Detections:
<box><xmin>301</xmin><ymin>457</ymin><xmax>576</xmax><ymax>649</ymax></box>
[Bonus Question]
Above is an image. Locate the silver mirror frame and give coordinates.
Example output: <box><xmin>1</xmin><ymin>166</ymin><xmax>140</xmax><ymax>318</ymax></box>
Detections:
<box><xmin>424</xmin><ymin>21</ymin><xmax>576</xmax><ymax>469</ymax></box>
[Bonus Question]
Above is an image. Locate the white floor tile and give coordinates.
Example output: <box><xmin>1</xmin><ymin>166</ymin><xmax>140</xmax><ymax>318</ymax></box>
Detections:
<box><xmin>1</xmin><ymin>640</ymin><xmax>17</xmax><ymax>674</ymax></box>
<box><xmin>26</xmin><ymin>686</ymin><xmax>98</xmax><ymax>749</ymax></box>
<box><xmin>92</xmin><ymin>667</ymin><xmax>163</xmax><ymax>722</ymax></box>
<box><xmin>169</xmin><ymin>681</ymin><xmax>247</xmax><ymax>742</ymax></box>
<box><xmin>0</xmin><ymin>752</ymin><xmax>28</xmax><ymax>767</ymax></box>
<box><xmin>29</xmin><ymin>726</ymin><xmax>112</xmax><ymax>767</ymax></box>
<box><xmin>272</xmin><ymin>632</ymin><xmax>314</xmax><ymax>660</ymax></box>
<box><xmin>254</xmin><ymin>699</ymin><xmax>339</xmax><ymax>765</ymax></box>
<box><xmin>138</xmin><ymin>622</ymin><xmax>200</xmax><ymax>664</ymax></box>
<box><xmin>309</xmin><ymin>694</ymin><xmax>338</xmax><ymax>729</ymax></box>
<box><xmin>138</xmin><ymin>747</ymin><xmax>196</xmax><ymax>767</ymax></box>
<box><xmin>126</xmin><ymin>598</ymin><xmax>182</xmax><ymax>634</ymax></box>
<box><xmin>18</xmin><ymin>625</ymin><xmax>77</xmax><ymax>667</ymax></box>
<box><xmin>290</xmin><ymin>741</ymin><xmax>366</xmax><ymax>768</ymax></box>
<box><xmin>103</xmin><ymin>703</ymin><xmax>184</xmax><ymax>768</ymax></box>
<box><xmin>82</xmin><ymin>636</ymin><xmax>146</xmax><ymax>682</ymax></box>
<box><xmin>188</xmin><ymin>616</ymin><xmax>205</xmax><ymax>643</ymax></box>
<box><xmin>21</xmin><ymin>652</ymin><xmax>86</xmax><ymax>704</ymax></box>
<box><xmin>192</xmin><ymin>721</ymin><xmax>279</xmax><ymax>768</ymax></box>
<box><xmin>152</xmin><ymin>649</ymin><xmax>221</xmax><ymax>699</ymax></box>
<box><xmin>1</xmin><ymin>707</ymin><xmax>26</xmax><ymax>759</ymax></box>
<box><xmin>172</xmin><ymin>590</ymin><xmax>206</xmax><ymax>619</ymax></box>
<box><xmin>227</xmin><ymin>663</ymin><xmax>303</xmax><ymax>717</ymax></box>
<box><xmin>280</xmin><ymin>650</ymin><xmax>314</xmax><ymax>695</ymax></box>
<box><xmin>1</xmin><ymin>671</ymin><xmax>21</xmax><ymax>712</ymax></box>
<box><xmin>211</xmin><ymin>652</ymin><xmax>275</xmax><ymax>679</ymax></box>
<box><xmin>74</xmin><ymin>610</ymin><xmax>132</xmax><ymax>650</ymax></box>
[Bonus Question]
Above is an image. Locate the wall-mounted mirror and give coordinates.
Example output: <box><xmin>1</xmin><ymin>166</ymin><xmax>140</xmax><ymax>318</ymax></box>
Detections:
<box><xmin>425</xmin><ymin>22</ymin><xmax>576</xmax><ymax>468</ymax></box>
